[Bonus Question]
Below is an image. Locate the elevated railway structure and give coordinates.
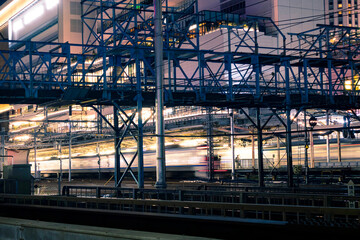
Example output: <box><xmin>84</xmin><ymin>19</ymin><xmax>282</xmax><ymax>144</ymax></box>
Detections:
<box><xmin>0</xmin><ymin>184</ymin><xmax>360</xmax><ymax>238</ymax></box>
<box><xmin>1</xmin><ymin>0</ymin><xmax>360</xmax><ymax>189</ymax></box>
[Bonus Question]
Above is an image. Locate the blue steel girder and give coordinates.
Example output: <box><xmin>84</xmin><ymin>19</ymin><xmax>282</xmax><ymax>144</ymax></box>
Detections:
<box><xmin>164</xmin><ymin>0</ymin><xmax>199</xmax><ymax>50</ymax></box>
<box><xmin>2</xmin><ymin>3</ymin><xmax>360</xmax><ymax>110</ymax></box>
<box><xmin>233</xmin><ymin>62</ymin><xmax>255</xmax><ymax>94</ymax></box>
<box><xmin>293</xmin><ymin>24</ymin><xmax>360</xmax><ymax>61</ymax></box>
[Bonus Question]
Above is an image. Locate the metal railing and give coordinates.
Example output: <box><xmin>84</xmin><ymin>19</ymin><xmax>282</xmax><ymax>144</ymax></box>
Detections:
<box><xmin>61</xmin><ymin>185</ymin><xmax>360</xmax><ymax>208</ymax></box>
<box><xmin>0</xmin><ymin>194</ymin><xmax>359</xmax><ymax>227</ymax></box>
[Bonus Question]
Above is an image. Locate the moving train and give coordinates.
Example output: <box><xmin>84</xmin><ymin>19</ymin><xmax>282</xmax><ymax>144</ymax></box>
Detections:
<box><xmin>31</xmin><ymin>140</ymin><xmax>360</xmax><ymax>179</ymax></box>
<box><xmin>33</xmin><ymin>145</ymin><xmax>223</xmax><ymax>179</ymax></box>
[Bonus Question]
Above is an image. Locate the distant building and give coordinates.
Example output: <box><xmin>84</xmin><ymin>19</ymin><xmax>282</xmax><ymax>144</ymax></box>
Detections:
<box><xmin>220</xmin><ymin>0</ymin><xmax>246</xmax><ymax>14</ymax></box>
<box><xmin>325</xmin><ymin>0</ymin><xmax>359</xmax><ymax>27</ymax></box>
<box><xmin>7</xmin><ymin>0</ymin><xmax>82</xmax><ymax>51</ymax></box>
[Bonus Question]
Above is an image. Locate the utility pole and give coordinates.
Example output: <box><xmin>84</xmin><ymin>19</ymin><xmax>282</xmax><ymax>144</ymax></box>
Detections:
<box><xmin>154</xmin><ymin>0</ymin><xmax>166</xmax><ymax>189</ymax></box>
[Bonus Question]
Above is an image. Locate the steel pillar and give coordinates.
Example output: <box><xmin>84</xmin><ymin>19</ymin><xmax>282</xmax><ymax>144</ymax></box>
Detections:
<box><xmin>326</xmin><ymin>110</ymin><xmax>330</xmax><ymax>163</ymax></box>
<box><xmin>59</xmin><ymin>142</ymin><xmax>62</xmax><ymax>181</ymax></box>
<box><xmin>286</xmin><ymin>108</ymin><xmax>294</xmax><ymax>188</ymax></box>
<box><xmin>68</xmin><ymin>122</ymin><xmax>72</xmax><ymax>182</ymax></box>
<box><xmin>337</xmin><ymin>131</ymin><xmax>341</xmax><ymax>163</ymax></box>
<box><xmin>97</xmin><ymin>143</ymin><xmax>101</xmax><ymax>180</ymax></box>
<box><xmin>256</xmin><ymin>108</ymin><xmax>264</xmax><ymax>187</ymax></box>
<box><xmin>276</xmin><ymin>137</ymin><xmax>281</xmax><ymax>167</ymax></box>
<box><xmin>251</xmin><ymin>134</ymin><xmax>255</xmax><ymax>168</ymax></box>
<box><xmin>0</xmin><ymin>132</ymin><xmax>5</xmax><ymax>178</ymax></box>
<box><xmin>207</xmin><ymin>107</ymin><xmax>214</xmax><ymax>181</ymax></box>
<box><xmin>284</xmin><ymin>58</ymin><xmax>294</xmax><ymax>188</ymax></box>
<box><xmin>58</xmin><ymin>141</ymin><xmax>62</xmax><ymax>195</ymax></box>
<box><xmin>154</xmin><ymin>0</ymin><xmax>166</xmax><ymax>189</ymax></box>
<box><xmin>304</xmin><ymin>110</ymin><xmax>309</xmax><ymax>184</ymax></box>
<box><xmin>136</xmin><ymin>56</ymin><xmax>144</xmax><ymax>189</ymax></box>
<box><xmin>33</xmin><ymin>133</ymin><xmax>37</xmax><ymax>179</ymax></box>
<box><xmin>114</xmin><ymin>106</ymin><xmax>121</xmax><ymax>187</ymax></box>
<box><xmin>309</xmin><ymin>131</ymin><xmax>315</xmax><ymax>168</ymax></box>
<box><xmin>230</xmin><ymin>109</ymin><xmax>235</xmax><ymax>180</ymax></box>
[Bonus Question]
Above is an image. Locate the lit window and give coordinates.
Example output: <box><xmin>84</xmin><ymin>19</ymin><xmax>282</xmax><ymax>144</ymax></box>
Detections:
<box><xmin>345</xmin><ymin>80</ymin><xmax>352</xmax><ymax>90</ymax></box>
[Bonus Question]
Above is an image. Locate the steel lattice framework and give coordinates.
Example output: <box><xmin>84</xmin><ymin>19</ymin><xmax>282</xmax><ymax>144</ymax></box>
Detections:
<box><xmin>0</xmin><ymin>0</ymin><xmax>360</xmax><ymax>187</ymax></box>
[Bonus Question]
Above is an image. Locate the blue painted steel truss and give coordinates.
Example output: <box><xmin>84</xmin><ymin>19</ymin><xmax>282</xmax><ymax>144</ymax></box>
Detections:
<box><xmin>1</xmin><ymin>0</ymin><xmax>360</xmax><ymax>187</ymax></box>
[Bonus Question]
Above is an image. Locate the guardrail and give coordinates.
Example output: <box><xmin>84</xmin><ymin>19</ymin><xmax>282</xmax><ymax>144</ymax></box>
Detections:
<box><xmin>61</xmin><ymin>185</ymin><xmax>360</xmax><ymax>208</ymax></box>
<box><xmin>0</xmin><ymin>194</ymin><xmax>359</xmax><ymax>228</ymax></box>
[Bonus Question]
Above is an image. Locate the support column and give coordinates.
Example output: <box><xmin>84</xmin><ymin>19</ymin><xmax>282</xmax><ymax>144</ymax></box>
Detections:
<box><xmin>68</xmin><ymin>122</ymin><xmax>72</xmax><ymax>182</ymax></box>
<box><xmin>154</xmin><ymin>0</ymin><xmax>166</xmax><ymax>189</ymax></box>
<box><xmin>304</xmin><ymin>111</ymin><xmax>309</xmax><ymax>184</ymax></box>
<box><xmin>257</xmin><ymin>107</ymin><xmax>264</xmax><ymax>187</ymax></box>
<box><xmin>114</xmin><ymin>106</ymin><xmax>121</xmax><ymax>187</ymax></box>
<box><xmin>326</xmin><ymin>110</ymin><xmax>330</xmax><ymax>163</ymax></box>
<box><xmin>286</xmin><ymin>108</ymin><xmax>294</xmax><ymax>187</ymax></box>
<box><xmin>284</xmin><ymin>58</ymin><xmax>294</xmax><ymax>187</ymax></box>
<box><xmin>97</xmin><ymin>143</ymin><xmax>101</xmax><ymax>180</ymax></box>
<box><xmin>58</xmin><ymin>141</ymin><xmax>62</xmax><ymax>195</ymax></box>
<box><xmin>230</xmin><ymin>109</ymin><xmax>236</xmax><ymax>180</ymax></box>
<box><xmin>276</xmin><ymin>136</ymin><xmax>281</xmax><ymax>166</ymax></box>
<box><xmin>59</xmin><ymin>142</ymin><xmax>62</xmax><ymax>181</ymax></box>
<box><xmin>136</xmin><ymin>44</ymin><xmax>144</xmax><ymax>188</ymax></box>
<box><xmin>33</xmin><ymin>132</ymin><xmax>38</xmax><ymax>179</ymax></box>
<box><xmin>337</xmin><ymin>131</ymin><xmax>341</xmax><ymax>162</ymax></box>
<box><xmin>0</xmin><ymin>131</ymin><xmax>5</xmax><ymax>178</ymax></box>
<box><xmin>207</xmin><ymin>107</ymin><xmax>214</xmax><ymax>181</ymax></box>
<box><xmin>137</xmin><ymin>86</ymin><xmax>144</xmax><ymax>189</ymax></box>
<box><xmin>310</xmin><ymin>131</ymin><xmax>315</xmax><ymax>168</ymax></box>
<box><xmin>251</xmin><ymin>133</ymin><xmax>255</xmax><ymax>168</ymax></box>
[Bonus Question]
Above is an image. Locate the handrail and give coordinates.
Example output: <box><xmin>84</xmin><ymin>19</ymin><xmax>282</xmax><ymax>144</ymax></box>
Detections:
<box><xmin>61</xmin><ymin>185</ymin><xmax>360</xmax><ymax>208</ymax></box>
<box><xmin>0</xmin><ymin>193</ymin><xmax>359</xmax><ymax>227</ymax></box>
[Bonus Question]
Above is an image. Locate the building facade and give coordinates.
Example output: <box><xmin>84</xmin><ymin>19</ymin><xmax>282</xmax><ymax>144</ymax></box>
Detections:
<box><xmin>326</xmin><ymin>0</ymin><xmax>360</xmax><ymax>26</ymax></box>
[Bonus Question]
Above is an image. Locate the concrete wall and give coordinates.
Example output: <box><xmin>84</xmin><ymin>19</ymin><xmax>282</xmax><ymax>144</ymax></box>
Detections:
<box><xmin>0</xmin><ymin>217</ymin><xmax>206</xmax><ymax>240</ymax></box>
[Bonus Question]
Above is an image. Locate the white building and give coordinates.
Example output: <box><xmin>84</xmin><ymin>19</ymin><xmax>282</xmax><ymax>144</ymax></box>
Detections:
<box><xmin>246</xmin><ymin>0</ymin><xmax>325</xmax><ymax>39</ymax></box>
<box><xmin>3</xmin><ymin>0</ymin><xmax>82</xmax><ymax>51</ymax></box>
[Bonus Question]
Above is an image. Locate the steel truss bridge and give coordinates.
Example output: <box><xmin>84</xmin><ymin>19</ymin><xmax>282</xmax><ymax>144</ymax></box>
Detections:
<box><xmin>1</xmin><ymin>0</ymin><xmax>360</xmax><ymax>188</ymax></box>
